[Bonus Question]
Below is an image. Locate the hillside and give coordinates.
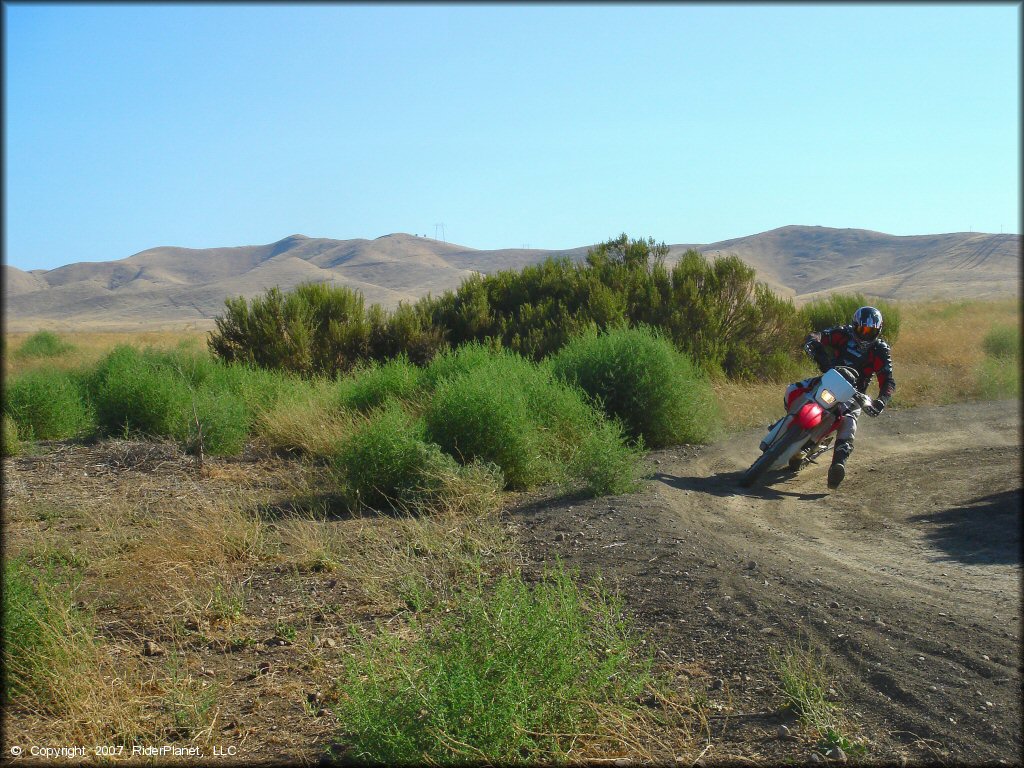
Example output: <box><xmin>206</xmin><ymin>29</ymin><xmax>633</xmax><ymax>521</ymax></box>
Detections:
<box><xmin>3</xmin><ymin>227</ymin><xmax>1019</xmax><ymax>332</ymax></box>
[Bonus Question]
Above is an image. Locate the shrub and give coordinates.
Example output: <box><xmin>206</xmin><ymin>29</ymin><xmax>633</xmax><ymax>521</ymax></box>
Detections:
<box><xmin>799</xmin><ymin>293</ymin><xmax>901</xmax><ymax>343</ymax></box>
<box><xmin>424</xmin><ymin>353</ymin><xmax>556</xmax><ymax>489</ymax></box>
<box><xmin>569</xmin><ymin>419</ymin><xmax>646</xmax><ymax>496</ymax></box>
<box><xmin>334</xmin><ymin>404</ymin><xmax>489</xmax><ymax>511</ymax></box>
<box><xmin>209</xmin><ymin>236</ymin><xmax>802</xmax><ymax>381</ymax></box>
<box><xmin>89</xmin><ymin>346</ymin><xmax>192</xmax><ymax>438</ymax></box>
<box><xmin>337</xmin><ymin>354</ymin><xmax>424</xmax><ymax>412</ymax></box>
<box><xmin>420</xmin><ymin>341</ymin><xmax>501</xmax><ymax>391</ymax></box>
<box><xmin>550</xmin><ymin>324</ymin><xmax>720</xmax><ymax>447</ymax></box>
<box><xmin>424</xmin><ymin>347</ymin><xmax>644</xmax><ymax>493</ymax></box>
<box><xmin>2</xmin><ymin>413</ymin><xmax>20</xmax><ymax>457</ymax></box>
<box><xmin>2</xmin><ymin>556</ymin><xmax>96</xmax><ymax>708</ymax></box>
<box><xmin>334</xmin><ymin>564</ymin><xmax>652</xmax><ymax>764</ymax></box>
<box><xmin>3</xmin><ymin>368</ymin><xmax>94</xmax><ymax>440</ymax></box>
<box><xmin>15</xmin><ymin>330</ymin><xmax>75</xmax><ymax>359</ymax></box>
<box><xmin>982</xmin><ymin>324</ymin><xmax>1020</xmax><ymax>359</ymax></box>
<box><xmin>176</xmin><ymin>385</ymin><xmax>250</xmax><ymax>457</ymax></box>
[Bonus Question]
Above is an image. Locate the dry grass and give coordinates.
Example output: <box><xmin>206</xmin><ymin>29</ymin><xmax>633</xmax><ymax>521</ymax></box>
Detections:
<box><xmin>714</xmin><ymin>298</ymin><xmax>1020</xmax><ymax>431</ymax></box>
<box><xmin>252</xmin><ymin>380</ymin><xmax>354</xmax><ymax>458</ymax></box>
<box><xmin>4</xmin><ymin>328</ymin><xmax>206</xmax><ymax>380</ymax></box>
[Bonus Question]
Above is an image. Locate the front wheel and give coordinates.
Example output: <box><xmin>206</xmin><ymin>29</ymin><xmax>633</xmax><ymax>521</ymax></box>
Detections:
<box><xmin>740</xmin><ymin>426</ymin><xmax>806</xmax><ymax>488</ymax></box>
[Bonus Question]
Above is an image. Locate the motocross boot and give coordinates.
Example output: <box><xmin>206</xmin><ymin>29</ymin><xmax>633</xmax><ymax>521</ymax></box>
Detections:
<box><xmin>827</xmin><ymin>440</ymin><xmax>852</xmax><ymax>489</ymax></box>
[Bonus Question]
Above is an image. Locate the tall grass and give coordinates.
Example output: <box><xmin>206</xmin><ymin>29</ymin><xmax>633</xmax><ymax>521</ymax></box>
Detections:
<box><xmin>550</xmin><ymin>324</ymin><xmax>720</xmax><ymax>447</ymax></box>
<box><xmin>334</xmin><ymin>564</ymin><xmax>652</xmax><ymax>764</ymax></box>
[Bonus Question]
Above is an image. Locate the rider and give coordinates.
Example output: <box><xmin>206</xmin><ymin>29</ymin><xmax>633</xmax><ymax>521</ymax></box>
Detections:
<box><xmin>787</xmin><ymin>306</ymin><xmax>896</xmax><ymax>489</ymax></box>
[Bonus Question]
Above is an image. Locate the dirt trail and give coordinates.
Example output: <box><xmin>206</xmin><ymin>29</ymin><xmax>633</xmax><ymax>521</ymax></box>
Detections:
<box><xmin>512</xmin><ymin>399</ymin><xmax>1021</xmax><ymax>764</ymax></box>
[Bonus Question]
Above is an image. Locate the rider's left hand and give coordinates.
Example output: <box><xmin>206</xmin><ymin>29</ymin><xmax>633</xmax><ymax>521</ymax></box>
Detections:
<box><xmin>865</xmin><ymin>398</ymin><xmax>886</xmax><ymax>416</ymax></box>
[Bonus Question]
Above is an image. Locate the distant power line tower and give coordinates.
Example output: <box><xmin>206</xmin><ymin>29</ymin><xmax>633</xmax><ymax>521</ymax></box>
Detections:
<box><xmin>434</xmin><ymin>223</ymin><xmax>446</xmax><ymax>243</ymax></box>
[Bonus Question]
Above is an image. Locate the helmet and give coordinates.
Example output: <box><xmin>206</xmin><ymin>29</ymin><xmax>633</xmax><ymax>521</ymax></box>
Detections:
<box><xmin>851</xmin><ymin>306</ymin><xmax>883</xmax><ymax>346</ymax></box>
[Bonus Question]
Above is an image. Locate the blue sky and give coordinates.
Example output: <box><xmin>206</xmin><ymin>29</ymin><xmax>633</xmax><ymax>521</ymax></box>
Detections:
<box><xmin>4</xmin><ymin>3</ymin><xmax>1020</xmax><ymax>271</ymax></box>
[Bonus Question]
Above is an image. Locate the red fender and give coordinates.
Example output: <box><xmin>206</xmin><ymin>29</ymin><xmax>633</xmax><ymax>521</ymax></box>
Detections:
<box><xmin>795</xmin><ymin>401</ymin><xmax>824</xmax><ymax>430</ymax></box>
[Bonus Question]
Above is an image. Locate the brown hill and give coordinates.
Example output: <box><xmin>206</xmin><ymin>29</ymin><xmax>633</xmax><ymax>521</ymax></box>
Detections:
<box><xmin>3</xmin><ymin>227</ymin><xmax>1019</xmax><ymax>332</ymax></box>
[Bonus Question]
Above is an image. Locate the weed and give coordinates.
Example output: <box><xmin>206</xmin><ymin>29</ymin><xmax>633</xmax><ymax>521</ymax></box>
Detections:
<box><xmin>769</xmin><ymin>638</ymin><xmax>863</xmax><ymax>755</ymax></box>
<box><xmin>333</xmin><ymin>563</ymin><xmax>652</xmax><ymax>764</ymax></box>
<box><xmin>334</xmin><ymin>404</ymin><xmax>461</xmax><ymax>510</ymax></box>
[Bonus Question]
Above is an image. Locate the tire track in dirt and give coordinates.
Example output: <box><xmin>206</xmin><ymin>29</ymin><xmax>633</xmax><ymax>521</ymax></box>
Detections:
<box><xmin>512</xmin><ymin>399</ymin><xmax>1021</xmax><ymax>764</ymax></box>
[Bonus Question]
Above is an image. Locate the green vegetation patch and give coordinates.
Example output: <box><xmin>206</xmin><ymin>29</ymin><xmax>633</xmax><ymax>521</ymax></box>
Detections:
<box><xmin>2</xmin><ymin>556</ymin><xmax>95</xmax><ymax>708</ymax></box>
<box><xmin>3</xmin><ymin>367</ymin><xmax>95</xmax><ymax>440</ymax></box>
<box><xmin>982</xmin><ymin>324</ymin><xmax>1020</xmax><ymax>360</ymax></box>
<box><xmin>337</xmin><ymin>354</ymin><xmax>424</xmax><ymax>412</ymax></box>
<box><xmin>334</xmin><ymin>565</ymin><xmax>652</xmax><ymax>764</ymax></box>
<box><xmin>208</xmin><ymin>234</ymin><xmax>803</xmax><ymax>381</ymax></box>
<box><xmin>334</xmin><ymin>403</ymin><xmax>501</xmax><ymax>511</ymax></box>
<box><xmin>799</xmin><ymin>292</ymin><xmax>901</xmax><ymax>343</ymax></box>
<box><xmin>550</xmin><ymin>324</ymin><xmax>720</xmax><ymax>448</ymax></box>
<box><xmin>15</xmin><ymin>330</ymin><xmax>75</xmax><ymax>359</ymax></box>
<box><xmin>3</xmin><ymin>413</ymin><xmax>21</xmax><ymax>457</ymax></box>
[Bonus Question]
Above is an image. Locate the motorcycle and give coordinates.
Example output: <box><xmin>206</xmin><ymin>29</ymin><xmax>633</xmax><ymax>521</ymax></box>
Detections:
<box><xmin>739</xmin><ymin>366</ymin><xmax>878</xmax><ymax>488</ymax></box>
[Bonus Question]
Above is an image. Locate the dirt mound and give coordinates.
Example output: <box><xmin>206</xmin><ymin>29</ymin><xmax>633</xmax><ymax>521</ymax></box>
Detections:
<box><xmin>511</xmin><ymin>398</ymin><xmax>1021</xmax><ymax>764</ymax></box>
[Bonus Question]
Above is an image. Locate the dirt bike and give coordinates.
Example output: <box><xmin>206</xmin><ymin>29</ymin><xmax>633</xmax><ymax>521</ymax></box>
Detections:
<box><xmin>739</xmin><ymin>366</ymin><xmax>878</xmax><ymax>488</ymax></box>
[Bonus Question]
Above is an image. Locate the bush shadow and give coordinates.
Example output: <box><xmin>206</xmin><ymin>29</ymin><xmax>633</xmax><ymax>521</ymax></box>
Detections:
<box><xmin>908</xmin><ymin>488</ymin><xmax>1021</xmax><ymax>565</ymax></box>
<box><xmin>651</xmin><ymin>470</ymin><xmax>830</xmax><ymax>502</ymax></box>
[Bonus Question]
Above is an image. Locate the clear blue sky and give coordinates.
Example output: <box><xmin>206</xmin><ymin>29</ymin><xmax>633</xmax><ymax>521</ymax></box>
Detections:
<box><xmin>4</xmin><ymin>2</ymin><xmax>1020</xmax><ymax>271</ymax></box>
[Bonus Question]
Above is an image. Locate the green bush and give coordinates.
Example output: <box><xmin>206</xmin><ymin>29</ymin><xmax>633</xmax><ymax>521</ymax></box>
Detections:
<box><xmin>15</xmin><ymin>330</ymin><xmax>75</xmax><ymax>359</ymax></box>
<box><xmin>982</xmin><ymin>324</ymin><xmax>1020</xmax><ymax>359</ymax></box>
<box><xmin>337</xmin><ymin>354</ymin><xmax>424</xmax><ymax>412</ymax></box>
<box><xmin>89</xmin><ymin>346</ymin><xmax>192</xmax><ymax>438</ymax></box>
<box><xmin>420</xmin><ymin>341</ymin><xmax>500</xmax><ymax>391</ymax></box>
<box><xmin>569</xmin><ymin>419</ymin><xmax>646</xmax><ymax>496</ymax></box>
<box><xmin>799</xmin><ymin>293</ymin><xmax>901</xmax><ymax>343</ymax></box>
<box><xmin>550</xmin><ymin>325</ymin><xmax>720</xmax><ymax>447</ymax></box>
<box><xmin>2</xmin><ymin>413</ymin><xmax>20</xmax><ymax>457</ymax></box>
<box><xmin>176</xmin><ymin>385</ymin><xmax>250</xmax><ymax>456</ymax></box>
<box><xmin>2</xmin><ymin>556</ymin><xmax>94</xmax><ymax>706</ymax></box>
<box><xmin>3</xmin><ymin>368</ymin><xmax>95</xmax><ymax>440</ymax></box>
<box><xmin>334</xmin><ymin>564</ymin><xmax>651</xmax><ymax>764</ymax></box>
<box><xmin>334</xmin><ymin>404</ymin><xmax>484</xmax><ymax>511</ymax></box>
<box><xmin>209</xmin><ymin>235</ymin><xmax>802</xmax><ymax>381</ymax></box>
<box><xmin>424</xmin><ymin>353</ymin><xmax>559</xmax><ymax>490</ymax></box>
<box><xmin>424</xmin><ymin>347</ymin><xmax>643</xmax><ymax>493</ymax></box>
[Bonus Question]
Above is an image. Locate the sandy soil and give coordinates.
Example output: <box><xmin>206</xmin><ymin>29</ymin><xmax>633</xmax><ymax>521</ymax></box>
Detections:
<box><xmin>511</xmin><ymin>399</ymin><xmax>1022</xmax><ymax>765</ymax></box>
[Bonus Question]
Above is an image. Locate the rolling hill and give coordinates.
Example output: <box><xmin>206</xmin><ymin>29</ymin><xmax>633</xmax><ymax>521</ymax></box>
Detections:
<box><xmin>3</xmin><ymin>226</ymin><xmax>1019</xmax><ymax>332</ymax></box>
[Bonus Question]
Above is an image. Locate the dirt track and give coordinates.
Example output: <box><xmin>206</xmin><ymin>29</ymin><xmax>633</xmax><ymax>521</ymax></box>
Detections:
<box><xmin>512</xmin><ymin>399</ymin><xmax>1022</xmax><ymax>765</ymax></box>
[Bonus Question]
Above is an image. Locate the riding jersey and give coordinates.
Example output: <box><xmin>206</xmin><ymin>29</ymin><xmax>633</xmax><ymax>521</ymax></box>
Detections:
<box><xmin>804</xmin><ymin>325</ymin><xmax>896</xmax><ymax>400</ymax></box>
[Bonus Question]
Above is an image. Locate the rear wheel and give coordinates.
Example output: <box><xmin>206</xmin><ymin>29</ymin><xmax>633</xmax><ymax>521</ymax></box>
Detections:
<box><xmin>740</xmin><ymin>426</ymin><xmax>806</xmax><ymax>488</ymax></box>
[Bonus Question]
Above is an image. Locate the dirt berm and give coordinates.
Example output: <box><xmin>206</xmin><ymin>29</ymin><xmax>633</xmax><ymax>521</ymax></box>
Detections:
<box><xmin>511</xmin><ymin>399</ymin><xmax>1021</xmax><ymax>765</ymax></box>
